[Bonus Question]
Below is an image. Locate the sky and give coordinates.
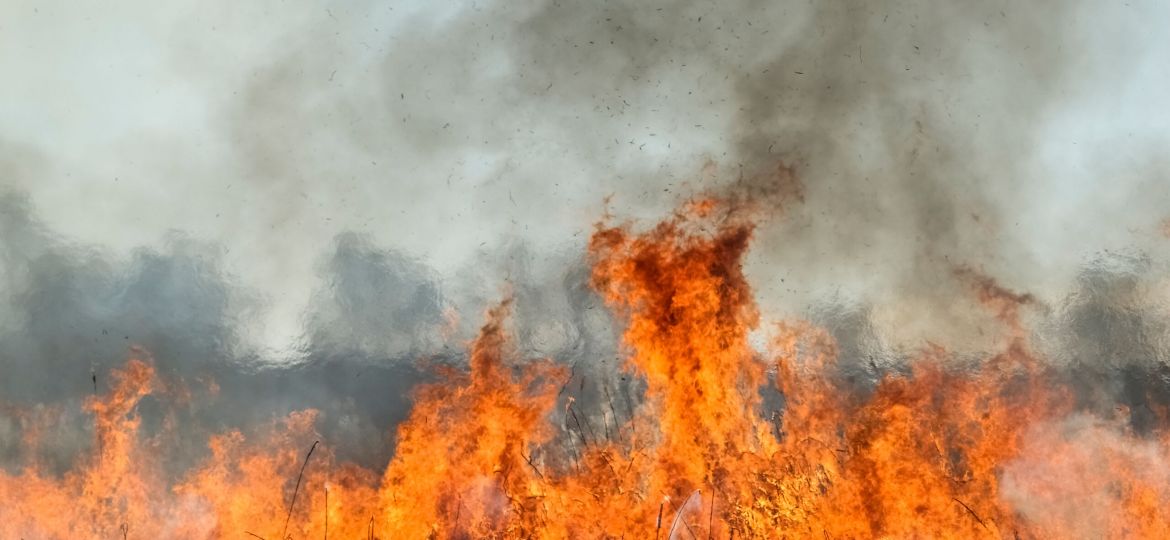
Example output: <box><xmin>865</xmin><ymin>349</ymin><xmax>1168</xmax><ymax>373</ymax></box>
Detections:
<box><xmin>3</xmin><ymin>0</ymin><xmax>1170</xmax><ymax>360</ymax></box>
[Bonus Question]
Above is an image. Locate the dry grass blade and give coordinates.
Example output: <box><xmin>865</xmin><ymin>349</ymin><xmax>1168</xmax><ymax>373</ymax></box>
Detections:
<box><xmin>952</xmin><ymin>497</ymin><xmax>989</xmax><ymax>531</ymax></box>
<box><xmin>282</xmin><ymin>440</ymin><xmax>320</xmax><ymax>539</ymax></box>
<box><xmin>707</xmin><ymin>489</ymin><xmax>716</xmax><ymax>540</ymax></box>
<box><xmin>656</xmin><ymin>501</ymin><xmax>665</xmax><ymax>540</ymax></box>
<box><xmin>668</xmin><ymin>490</ymin><xmax>701</xmax><ymax>540</ymax></box>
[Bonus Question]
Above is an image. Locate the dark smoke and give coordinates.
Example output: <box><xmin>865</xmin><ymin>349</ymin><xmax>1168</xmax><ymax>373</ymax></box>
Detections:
<box><xmin>194</xmin><ymin>0</ymin><xmax>1169</xmax><ymax>352</ymax></box>
<box><xmin>0</xmin><ymin>192</ymin><xmax>624</xmax><ymax>471</ymax></box>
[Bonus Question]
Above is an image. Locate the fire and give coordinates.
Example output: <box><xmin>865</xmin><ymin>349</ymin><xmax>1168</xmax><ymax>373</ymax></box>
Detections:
<box><xmin>3</xmin><ymin>195</ymin><xmax>1170</xmax><ymax>538</ymax></box>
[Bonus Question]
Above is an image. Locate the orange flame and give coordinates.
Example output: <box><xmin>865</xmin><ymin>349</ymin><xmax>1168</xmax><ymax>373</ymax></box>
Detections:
<box><xmin>3</xmin><ymin>197</ymin><xmax>1170</xmax><ymax>538</ymax></box>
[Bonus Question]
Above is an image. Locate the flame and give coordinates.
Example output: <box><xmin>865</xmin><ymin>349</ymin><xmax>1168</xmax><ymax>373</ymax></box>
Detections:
<box><xmin>3</xmin><ymin>197</ymin><xmax>1170</xmax><ymax>537</ymax></box>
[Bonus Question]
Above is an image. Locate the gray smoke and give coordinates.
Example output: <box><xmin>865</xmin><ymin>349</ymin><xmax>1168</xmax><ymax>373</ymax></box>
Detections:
<box><xmin>0</xmin><ymin>191</ymin><xmax>620</xmax><ymax>470</ymax></box>
<box><xmin>4</xmin><ymin>0</ymin><xmax>1167</xmax><ymax>354</ymax></box>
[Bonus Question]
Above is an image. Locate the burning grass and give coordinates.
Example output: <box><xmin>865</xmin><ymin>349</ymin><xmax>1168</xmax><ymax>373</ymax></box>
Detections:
<box><xmin>3</xmin><ymin>196</ymin><xmax>1170</xmax><ymax>538</ymax></box>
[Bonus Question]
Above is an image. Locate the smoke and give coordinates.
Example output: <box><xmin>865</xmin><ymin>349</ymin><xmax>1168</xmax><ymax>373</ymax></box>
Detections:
<box><xmin>1001</xmin><ymin>414</ymin><xmax>1170</xmax><ymax>537</ymax></box>
<box><xmin>726</xmin><ymin>0</ymin><xmax>1170</xmax><ymax>353</ymax></box>
<box><xmin>0</xmin><ymin>190</ymin><xmax>623</xmax><ymax>470</ymax></box>
<box><xmin>5</xmin><ymin>0</ymin><xmax>1169</xmax><ymax>349</ymax></box>
<box><xmin>3</xmin><ymin>0</ymin><xmax>1170</xmax><ymax>530</ymax></box>
<box><xmin>306</xmin><ymin>232</ymin><xmax>447</xmax><ymax>360</ymax></box>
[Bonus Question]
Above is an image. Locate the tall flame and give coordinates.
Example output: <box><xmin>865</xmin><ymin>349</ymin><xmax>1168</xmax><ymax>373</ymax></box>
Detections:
<box><xmin>3</xmin><ymin>197</ymin><xmax>1170</xmax><ymax>537</ymax></box>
